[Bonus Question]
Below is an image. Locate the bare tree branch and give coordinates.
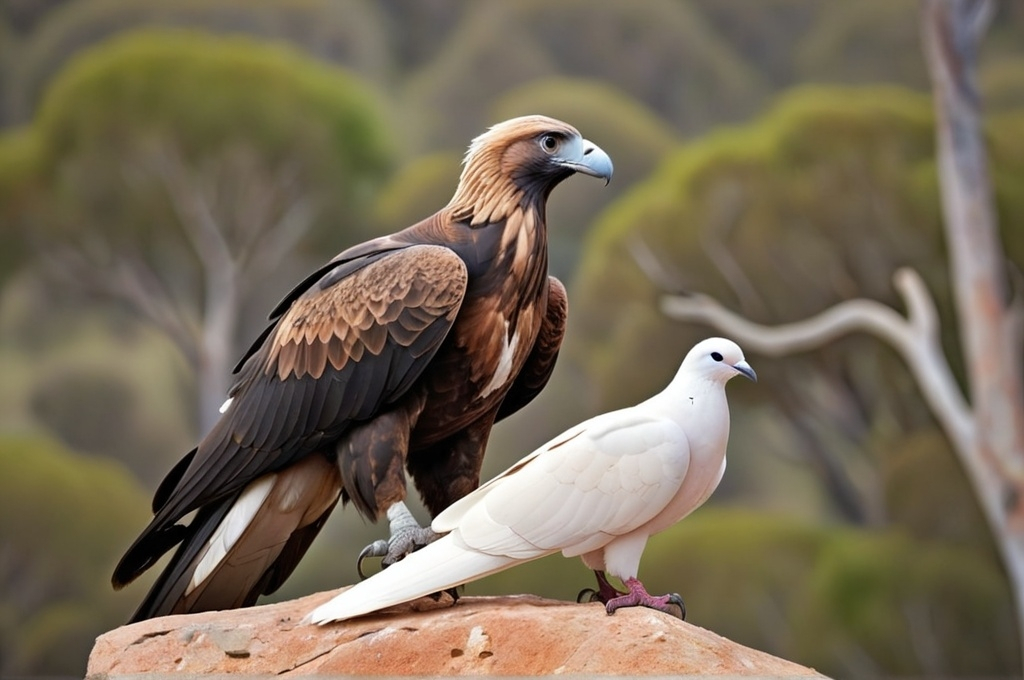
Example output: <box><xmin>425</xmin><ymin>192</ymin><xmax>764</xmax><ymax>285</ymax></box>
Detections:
<box><xmin>39</xmin><ymin>244</ymin><xmax>199</xmax><ymax>366</ymax></box>
<box><xmin>701</xmin><ymin>180</ymin><xmax>770</xmax><ymax>317</ymax></box>
<box><xmin>923</xmin><ymin>0</ymin><xmax>1024</xmax><ymax>664</ymax></box>
<box><xmin>659</xmin><ymin>267</ymin><xmax>973</xmax><ymax>456</ymax></box>
<box><xmin>628</xmin><ymin>238</ymin><xmax>687</xmax><ymax>294</ymax></box>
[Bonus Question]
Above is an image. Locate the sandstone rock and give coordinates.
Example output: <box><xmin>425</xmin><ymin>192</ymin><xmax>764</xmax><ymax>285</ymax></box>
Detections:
<box><xmin>88</xmin><ymin>590</ymin><xmax>828</xmax><ymax>677</ymax></box>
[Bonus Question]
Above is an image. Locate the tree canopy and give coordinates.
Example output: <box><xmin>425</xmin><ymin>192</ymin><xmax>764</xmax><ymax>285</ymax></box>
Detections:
<box><xmin>0</xmin><ymin>433</ymin><xmax>150</xmax><ymax>676</ymax></box>
<box><xmin>1</xmin><ymin>28</ymin><xmax>395</xmax><ymax>427</ymax></box>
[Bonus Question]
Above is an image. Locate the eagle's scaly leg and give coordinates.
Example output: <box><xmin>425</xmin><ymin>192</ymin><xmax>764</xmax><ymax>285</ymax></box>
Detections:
<box><xmin>357</xmin><ymin>501</ymin><xmax>439</xmax><ymax>579</ymax></box>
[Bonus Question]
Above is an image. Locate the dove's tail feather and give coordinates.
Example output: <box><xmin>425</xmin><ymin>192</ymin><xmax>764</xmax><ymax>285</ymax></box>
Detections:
<box><xmin>309</xmin><ymin>535</ymin><xmax>519</xmax><ymax>623</ymax></box>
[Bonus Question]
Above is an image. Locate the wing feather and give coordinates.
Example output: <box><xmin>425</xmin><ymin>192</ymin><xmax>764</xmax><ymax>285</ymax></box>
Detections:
<box><xmin>116</xmin><ymin>244</ymin><xmax>468</xmax><ymax>587</ymax></box>
<box><xmin>448</xmin><ymin>413</ymin><xmax>690</xmax><ymax>559</ymax></box>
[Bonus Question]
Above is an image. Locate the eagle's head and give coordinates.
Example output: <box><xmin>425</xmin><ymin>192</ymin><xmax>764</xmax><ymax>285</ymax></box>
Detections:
<box><xmin>449</xmin><ymin>115</ymin><xmax>613</xmax><ymax>225</ymax></box>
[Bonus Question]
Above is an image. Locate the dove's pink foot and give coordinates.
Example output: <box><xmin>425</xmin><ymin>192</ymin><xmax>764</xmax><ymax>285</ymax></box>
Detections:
<box><xmin>604</xmin><ymin>577</ymin><xmax>685</xmax><ymax>620</ymax></box>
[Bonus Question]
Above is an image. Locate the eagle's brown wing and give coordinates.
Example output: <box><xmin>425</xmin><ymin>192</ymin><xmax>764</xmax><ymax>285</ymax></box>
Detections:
<box><xmin>113</xmin><ymin>244</ymin><xmax>467</xmax><ymax>588</ymax></box>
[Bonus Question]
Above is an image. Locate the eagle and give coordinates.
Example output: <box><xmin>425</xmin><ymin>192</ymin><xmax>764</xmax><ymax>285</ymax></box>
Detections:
<box><xmin>112</xmin><ymin>115</ymin><xmax>613</xmax><ymax>622</ymax></box>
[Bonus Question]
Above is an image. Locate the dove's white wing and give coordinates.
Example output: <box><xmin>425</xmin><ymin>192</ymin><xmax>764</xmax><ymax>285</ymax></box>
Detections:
<box><xmin>430</xmin><ymin>419</ymin><xmax>591</xmax><ymax>533</ymax></box>
<box><xmin>445</xmin><ymin>410</ymin><xmax>691</xmax><ymax>559</ymax></box>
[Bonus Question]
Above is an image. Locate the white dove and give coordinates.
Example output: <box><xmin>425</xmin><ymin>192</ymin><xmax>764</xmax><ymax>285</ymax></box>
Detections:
<box><xmin>308</xmin><ymin>337</ymin><xmax>755</xmax><ymax>624</ymax></box>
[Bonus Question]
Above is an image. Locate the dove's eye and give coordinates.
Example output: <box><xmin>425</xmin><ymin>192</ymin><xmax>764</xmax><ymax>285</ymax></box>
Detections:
<box><xmin>711</xmin><ymin>352</ymin><xmax>723</xmax><ymax>362</ymax></box>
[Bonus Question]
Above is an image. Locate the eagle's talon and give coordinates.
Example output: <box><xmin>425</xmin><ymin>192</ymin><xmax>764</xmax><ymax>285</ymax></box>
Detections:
<box><xmin>356</xmin><ymin>540</ymin><xmax>390</xmax><ymax>580</ymax></box>
<box><xmin>356</xmin><ymin>501</ymin><xmax>440</xmax><ymax>577</ymax></box>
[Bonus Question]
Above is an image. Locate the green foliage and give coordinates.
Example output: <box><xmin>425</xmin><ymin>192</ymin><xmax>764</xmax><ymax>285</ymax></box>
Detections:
<box><xmin>795</xmin><ymin>3</ymin><xmax>927</xmax><ymax>88</ymax></box>
<box><xmin>982</xmin><ymin>59</ymin><xmax>1024</xmax><ymax>112</ymax></box>
<box><xmin>881</xmin><ymin>430</ymin><xmax>993</xmax><ymax>551</ymax></box>
<box><xmin>0</xmin><ymin>129</ymin><xmax>38</xmax><ymax>283</ymax></box>
<box><xmin>0</xmin><ymin>284</ymin><xmax>195</xmax><ymax>483</ymax></box>
<box><xmin>796</xmin><ymin>529</ymin><xmax>1016</xmax><ymax>676</ymax></box>
<box><xmin>695</xmin><ymin>0</ymin><xmax>830</xmax><ymax>87</ymax></box>
<box><xmin>372</xmin><ymin>151</ymin><xmax>461</xmax><ymax>233</ymax></box>
<box><xmin>401</xmin><ymin>0</ymin><xmax>763</xmax><ymax>150</ymax></box>
<box><xmin>9</xmin><ymin>0</ymin><xmax>391</xmax><ymax>124</ymax></box>
<box><xmin>645</xmin><ymin>511</ymin><xmax>1015</xmax><ymax>678</ymax></box>
<box><xmin>575</xmin><ymin>85</ymin><xmax>945</xmax><ymax>410</ymax></box>
<box><xmin>27</xmin><ymin>356</ymin><xmax>190</xmax><ymax>484</ymax></box>
<box><xmin>36</xmin><ymin>29</ymin><xmax>383</xmax><ymax>163</ymax></box>
<box><xmin>27</xmin><ymin>28</ymin><xmax>392</xmax><ymax>246</ymax></box>
<box><xmin>0</xmin><ymin>432</ymin><xmax>150</xmax><ymax>675</ymax></box>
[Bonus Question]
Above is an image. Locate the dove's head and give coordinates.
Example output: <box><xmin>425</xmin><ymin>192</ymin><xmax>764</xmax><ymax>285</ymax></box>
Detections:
<box><xmin>683</xmin><ymin>338</ymin><xmax>757</xmax><ymax>384</ymax></box>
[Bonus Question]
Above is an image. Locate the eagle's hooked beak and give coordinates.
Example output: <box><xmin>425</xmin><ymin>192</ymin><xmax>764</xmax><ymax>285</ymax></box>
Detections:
<box><xmin>556</xmin><ymin>136</ymin><xmax>613</xmax><ymax>185</ymax></box>
<box><xmin>733</xmin><ymin>360</ymin><xmax>757</xmax><ymax>382</ymax></box>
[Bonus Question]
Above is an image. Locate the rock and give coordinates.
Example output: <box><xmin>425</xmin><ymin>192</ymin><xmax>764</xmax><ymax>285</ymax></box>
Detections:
<box><xmin>88</xmin><ymin>590</ymin><xmax>828</xmax><ymax>677</ymax></box>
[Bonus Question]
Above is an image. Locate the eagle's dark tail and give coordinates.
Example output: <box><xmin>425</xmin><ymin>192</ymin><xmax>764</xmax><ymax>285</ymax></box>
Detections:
<box><xmin>114</xmin><ymin>454</ymin><xmax>341</xmax><ymax>623</ymax></box>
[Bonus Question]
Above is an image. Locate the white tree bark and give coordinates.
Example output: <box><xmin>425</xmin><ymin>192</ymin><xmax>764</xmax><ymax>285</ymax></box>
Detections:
<box><xmin>922</xmin><ymin>0</ymin><xmax>1024</xmax><ymax>661</ymax></box>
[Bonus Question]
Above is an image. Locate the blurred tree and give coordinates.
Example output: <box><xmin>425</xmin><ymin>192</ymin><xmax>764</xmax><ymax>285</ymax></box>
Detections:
<box><xmin>5</xmin><ymin>0</ymin><xmax>391</xmax><ymax>126</ymax></box>
<box><xmin>375</xmin><ymin>0</ymin><xmax>469</xmax><ymax>73</ymax></box>
<box><xmin>400</xmin><ymin>0</ymin><xmax>762</xmax><ymax>151</ymax></box>
<box><xmin>0</xmin><ymin>129</ymin><xmax>34</xmax><ymax>285</ymax></box>
<box><xmin>3</xmin><ymin>29</ymin><xmax>393</xmax><ymax>432</ymax></box>
<box><xmin>694</xmin><ymin>0</ymin><xmax>831</xmax><ymax>88</ymax></box>
<box><xmin>669</xmin><ymin>1</ymin><xmax>1024</xmax><ymax>663</ymax></box>
<box><xmin>575</xmin><ymin>86</ymin><xmax>953</xmax><ymax>522</ymax></box>
<box><xmin>0</xmin><ymin>0</ymin><xmax>70</xmax><ymax>33</ymax></box>
<box><xmin>0</xmin><ymin>273</ymin><xmax>196</xmax><ymax>486</ymax></box>
<box><xmin>0</xmin><ymin>13</ymin><xmax>15</xmax><ymax>127</ymax></box>
<box><xmin>25</xmin><ymin>351</ymin><xmax>192</xmax><ymax>485</ymax></box>
<box><xmin>795</xmin><ymin>2</ymin><xmax>929</xmax><ymax>90</ymax></box>
<box><xmin>372</xmin><ymin>151</ymin><xmax>461</xmax><ymax>233</ymax></box>
<box><xmin>0</xmin><ymin>433</ymin><xmax>150</xmax><ymax>676</ymax></box>
<box><xmin>982</xmin><ymin>60</ymin><xmax>1024</xmax><ymax>111</ymax></box>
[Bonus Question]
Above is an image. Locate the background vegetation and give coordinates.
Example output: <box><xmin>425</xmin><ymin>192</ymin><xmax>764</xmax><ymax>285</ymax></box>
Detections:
<box><xmin>1</xmin><ymin>1</ymin><xmax>1022</xmax><ymax>677</ymax></box>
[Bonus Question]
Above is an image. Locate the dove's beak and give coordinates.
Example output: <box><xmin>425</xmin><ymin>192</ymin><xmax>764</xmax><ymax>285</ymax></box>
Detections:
<box><xmin>733</xmin><ymin>360</ymin><xmax>757</xmax><ymax>382</ymax></box>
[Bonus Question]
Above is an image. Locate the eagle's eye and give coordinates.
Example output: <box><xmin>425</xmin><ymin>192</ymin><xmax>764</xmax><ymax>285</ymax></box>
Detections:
<box><xmin>539</xmin><ymin>135</ymin><xmax>560</xmax><ymax>154</ymax></box>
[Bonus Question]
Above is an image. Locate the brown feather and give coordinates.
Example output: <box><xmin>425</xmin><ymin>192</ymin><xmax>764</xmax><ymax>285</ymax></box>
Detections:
<box><xmin>267</xmin><ymin>246</ymin><xmax>467</xmax><ymax>381</ymax></box>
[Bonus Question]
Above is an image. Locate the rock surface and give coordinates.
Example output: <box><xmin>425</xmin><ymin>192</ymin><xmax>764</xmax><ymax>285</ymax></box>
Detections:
<box><xmin>88</xmin><ymin>590</ymin><xmax>827</xmax><ymax>677</ymax></box>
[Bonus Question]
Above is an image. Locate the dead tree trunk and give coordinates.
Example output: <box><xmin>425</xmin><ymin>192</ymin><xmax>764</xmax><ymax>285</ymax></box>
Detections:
<box><xmin>922</xmin><ymin>0</ymin><xmax>1024</xmax><ymax>661</ymax></box>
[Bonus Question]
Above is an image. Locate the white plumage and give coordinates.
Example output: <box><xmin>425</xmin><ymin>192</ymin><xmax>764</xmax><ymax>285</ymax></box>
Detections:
<box><xmin>189</xmin><ymin>474</ymin><xmax>276</xmax><ymax>593</ymax></box>
<box><xmin>309</xmin><ymin>337</ymin><xmax>754</xmax><ymax>624</ymax></box>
